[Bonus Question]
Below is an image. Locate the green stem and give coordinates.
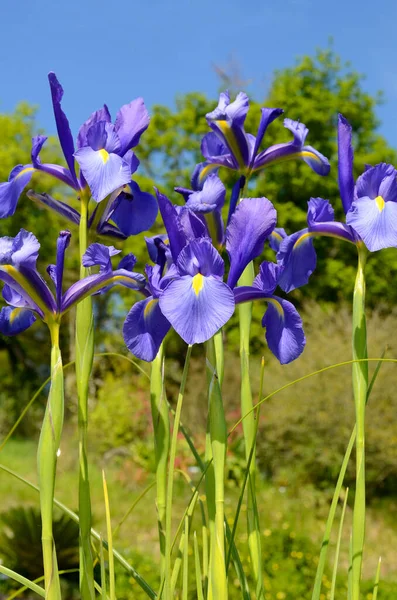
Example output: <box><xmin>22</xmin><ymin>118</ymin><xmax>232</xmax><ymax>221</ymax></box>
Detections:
<box><xmin>163</xmin><ymin>345</ymin><xmax>192</xmax><ymax>599</ymax></box>
<box><xmin>238</xmin><ymin>261</ymin><xmax>262</xmax><ymax>597</ymax></box>
<box><xmin>351</xmin><ymin>244</ymin><xmax>368</xmax><ymax>600</ymax></box>
<box><xmin>37</xmin><ymin>323</ymin><xmax>63</xmax><ymax>600</ymax></box>
<box><xmin>206</xmin><ymin>337</ymin><xmax>228</xmax><ymax>600</ymax></box>
<box><xmin>76</xmin><ymin>192</ymin><xmax>95</xmax><ymax>600</ymax></box>
<box><xmin>150</xmin><ymin>344</ymin><xmax>170</xmax><ymax>579</ymax></box>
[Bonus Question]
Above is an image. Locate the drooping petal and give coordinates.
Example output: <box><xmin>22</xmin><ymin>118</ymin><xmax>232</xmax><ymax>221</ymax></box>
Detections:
<box><xmin>159</xmin><ymin>274</ymin><xmax>235</xmax><ymax>345</ymax></box>
<box><xmin>156</xmin><ymin>190</ymin><xmax>187</xmax><ymax>262</ymax></box>
<box><xmin>226</xmin><ymin>197</ymin><xmax>277</xmax><ymax>288</ymax></box>
<box><xmin>346</xmin><ymin>196</ymin><xmax>397</xmax><ymax>251</ymax></box>
<box><xmin>269</xmin><ymin>228</ymin><xmax>287</xmax><ymax>252</ymax></box>
<box><xmin>307</xmin><ymin>197</ymin><xmax>335</xmax><ymax>226</ymax></box>
<box><xmin>0</xmin><ymin>165</ymin><xmax>35</xmax><ymax>218</ymax></box>
<box><xmin>277</xmin><ymin>229</ymin><xmax>316</xmax><ymax>293</ymax></box>
<box><xmin>251</xmin><ymin>107</ymin><xmax>283</xmax><ymax>163</ymax></box>
<box><xmin>77</xmin><ymin>105</ymin><xmax>112</xmax><ymax>148</ymax></box>
<box><xmin>2</xmin><ymin>284</ymin><xmax>33</xmax><ymax>308</ymax></box>
<box><xmin>338</xmin><ymin>114</ymin><xmax>355</xmax><ymax>214</ymax></box>
<box><xmin>0</xmin><ymin>306</ymin><xmax>36</xmax><ymax>336</ymax></box>
<box><xmin>48</xmin><ymin>72</ymin><xmax>77</xmax><ymax>184</ymax></box>
<box><xmin>27</xmin><ymin>190</ymin><xmax>81</xmax><ymax>225</ymax></box>
<box><xmin>263</xmin><ymin>296</ymin><xmax>305</xmax><ymax>364</ymax></box>
<box><xmin>61</xmin><ymin>269</ymin><xmax>145</xmax><ymax>312</ymax></box>
<box><xmin>123</xmin><ymin>297</ymin><xmax>171</xmax><ymax>362</ymax></box>
<box><xmin>11</xmin><ymin>229</ymin><xmax>40</xmax><ymax>269</ymax></box>
<box><xmin>176</xmin><ymin>238</ymin><xmax>224</xmax><ymax>278</ymax></box>
<box><xmin>30</xmin><ymin>136</ymin><xmax>78</xmax><ymax>188</ymax></box>
<box><xmin>114</xmin><ymin>98</ymin><xmax>150</xmax><ymax>155</ymax></box>
<box><xmin>111</xmin><ymin>181</ymin><xmax>158</xmax><ymax>236</ymax></box>
<box><xmin>253</xmin><ymin>118</ymin><xmax>330</xmax><ymax>176</ymax></box>
<box><xmin>74</xmin><ymin>146</ymin><xmax>131</xmax><ymax>202</ymax></box>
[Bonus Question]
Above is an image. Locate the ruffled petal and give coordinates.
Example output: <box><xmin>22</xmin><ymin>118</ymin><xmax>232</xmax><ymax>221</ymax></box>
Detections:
<box><xmin>262</xmin><ymin>296</ymin><xmax>306</xmax><ymax>364</ymax></box>
<box><xmin>0</xmin><ymin>165</ymin><xmax>34</xmax><ymax>218</ymax></box>
<box><xmin>355</xmin><ymin>163</ymin><xmax>397</xmax><ymax>203</ymax></box>
<box><xmin>82</xmin><ymin>243</ymin><xmax>120</xmax><ymax>272</ymax></box>
<box><xmin>253</xmin><ymin>261</ymin><xmax>280</xmax><ymax>295</ymax></box>
<box><xmin>114</xmin><ymin>98</ymin><xmax>150</xmax><ymax>155</ymax></box>
<box><xmin>307</xmin><ymin>197</ymin><xmax>335</xmax><ymax>226</ymax></box>
<box><xmin>346</xmin><ymin>196</ymin><xmax>397</xmax><ymax>251</ymax></box>
<box><xmin>123</xmin><ymin>297</ymin><xmax>171</xmax><ymax>362</ymax></box>
<box><xmin>74</xmin><ymin>146</ymin><xmax>131</xmax><ymax>202</ymax></box>
<box><xmin>0</xmin><ymin>306</ymin><xmax>36</xmax><ymax>336</ymax></box>
<box><xmin>226</xmin><ymin>197</ymin><xmax>277</xmax><ymax>288</ymax></box>
<box><xmin>111</xmin><ymin>181</ymin><xmax>158</xmax><ymax>236</ymax></box>
<box><xmin>77</xmin><ymin>105</ymin><xmax>111</xmax><ymax>148</ymax></box>
<box><xmin>185</xmin><ymin>174</ymin><xmax>226</xmax><ymax>213</ymax></box>
<box><xmin>176</xmin><ymin>238</ymin><xmax>224</xmax><ymax>278</ymax></box>
<box><xmin>159</xmin><ymin>274</ymin><xmax>235</xmax><ymax>345</ymax></box>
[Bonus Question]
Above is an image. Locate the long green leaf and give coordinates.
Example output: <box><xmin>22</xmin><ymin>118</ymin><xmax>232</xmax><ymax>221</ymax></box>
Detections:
<box><xmin>194</xmin><ymin>532</ymin><xmax>205</xmax><ymax>600</ymax></box>
<box><xmin>373</xmin><ymin>557</ymin><xmax>381</xmax><ymax>600</ymax></box>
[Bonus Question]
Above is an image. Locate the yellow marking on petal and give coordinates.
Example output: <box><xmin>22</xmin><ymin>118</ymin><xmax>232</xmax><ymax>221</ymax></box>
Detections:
<box><xmin>9</xmin><ymin>307</ymin><xmax>23</xmax><ymax>323</ymax></box>
<box><xmin>199</xmin><ymin>163</ymin><xmax>221</xmax><ymax>183</ymax></box>
<box><xmin>0</xmin><ymin>265</ymin><xmax>51</xmax><ymax>317</ymax></box>
<box><xmin>216</xmin><ymin>120</ymin><xmax>245</xmax><ymax>168</ymax></box>
<box><xmin>192</xmin><ymin>273</ymin><xmax>204</xmax><ymax>296</ymax></box>
<box><xmin>144</xmin><ymin>298</ymin><xmax>157</xmax><ymax>318</ymax></box>
<box><xmin>271</xmin><ymin>231</ymin><xmax>283</xmax><ymax>241</ymax></box>
<box><xmin>99</xmin><ymin>149</ymin><xmax>110</xmax><ymax>164</ymax></box>
<box><xmin>16</xmin><ymin>167</ymin><xmax>35</xmax><ymax>179</ymax></box>
<box><xmin>252</xmin><ymin>150</ymin><xmax>321</xmax><ymax>172</ymax></box>
<box><xmin>375</xmin><ymin>195</ymin><xmax>385</xmax><ymax>212</ymax></box>
<box><xmin>293</xmin><ymin>231</ymin><xmax>313</xmax><ymax>249</ymax></box>
<box><xmin>267</xmin><ymin>298</ymin><xmax>284</xmax><ymax>317</ymax></box>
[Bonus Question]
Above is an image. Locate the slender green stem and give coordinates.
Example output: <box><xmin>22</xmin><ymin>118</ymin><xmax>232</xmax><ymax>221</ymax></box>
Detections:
<box><xmin>37</xmin><ymin>323</ymin><xmax>63</xmax><ymax>600</ymax></box>
<box><xmin>163</xmin><ymin>345</ymin><xmax>192</xmax><ymax>599</ymax></box>
<box><xmin>238</xmin><ymin>261</ymin><xmax>263</xmax><ymax>597</ymax></box>
<box><xmin>76</xmin><ymin>192</ymin><xmax>95</xmax><ymax>600</ymax></box>
<box><xmin>150</xmin><ymin>345</ymin><xmax>170</xmax><ymax>578</ymax></box>
<box><xmin>330</xmin><ymin>488</ymin><xmax>349</xmax><ymax>600</ymax></box>
<box><xmin>206</xmin><ymin>337</ymin><xmax>228</xmax><ymax>600</ymax></box>
<box><xmin>351</xmin><ymin>244</ymin><xmax>368</xmax><ymax>600</ymax></box>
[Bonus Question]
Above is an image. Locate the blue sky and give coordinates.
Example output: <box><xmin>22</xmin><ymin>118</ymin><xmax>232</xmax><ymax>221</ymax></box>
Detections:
<box><xmin>1</xmin><ymin>0</ymin><xmax>396</xmax><ymax>145</ymax></box>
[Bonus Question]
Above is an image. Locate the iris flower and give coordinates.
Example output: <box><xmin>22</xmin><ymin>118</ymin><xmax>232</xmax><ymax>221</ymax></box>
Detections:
<box><xmin>276</xmin><ymin>114</ymin><xmax>397</xmax><ymax>293</ymax></box>
<box><xmin>0</xmin><ymin>229</ymin><xmax>145</xmax><ymax>336</ymax></box>
<box><xmin>123</xmin><ymin>189</ymin><xmax>305</xmax><ymax>364</ymax></box>
<box><xmin>195</xmin><ymin>91</ymin><xmax>330</xmax><ymax>182</ymax></box>
<box><xmin>0</xmin><ymin>73</ymin><xmax>157</xmax><ymax>237</ymax></box>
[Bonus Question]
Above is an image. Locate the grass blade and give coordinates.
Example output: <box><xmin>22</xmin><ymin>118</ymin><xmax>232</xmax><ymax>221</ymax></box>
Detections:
<box><xmin>100</xmin><ymin>535</ymin><xmax>107</xmax><ymax>600</ymax></box>
<box><xmin>330</xmin><ymin>488</ymin><xmax>349</xmax><ymax>600</ymax></box>
<box><xmin>182</xmin><ymin>516</ymin><xmax>189</xmax><ymax>600</ymax></box>
<box><xmin>0</xmin><ymin>565</ymin><xmax>45</xmax><ymax>598</ymax></box>
<box><xmin>373</xmin><ymin>557</ymin><xmax>381</xmax><ymax>600</ymax></box>
<box><xmin>103</xmin><ymin>470</ymin><xmax>116</xmax><ymax>600</ymax></box>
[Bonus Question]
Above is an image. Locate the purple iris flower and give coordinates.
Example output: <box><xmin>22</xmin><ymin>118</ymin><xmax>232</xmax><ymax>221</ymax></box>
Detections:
<box><xmin>0</xmin><ymin>73</ymin><xmax>157</xmax><ymax>238</ymax></box>
<box><xmin>0</xmin><ymin>229</ymin><xmax>145</xmax><ymax>336</ymax></box>
<box><xmin>123</xmin><ymin>189</ymin><xmax>303</xmax><ymax>364</ymax></box>
<box><xmin>234</xmin><ymin>261</ymin><xmax>306</xmax><ymax>364</ymax></box>
<box><xmin>276</xmin><ymin>114</ymin><xmax>397</xmax><ymax>292</ymax></box>
<box><xmin>195</xmin><ymin>91</ymin><xmax>330</xmax><ymax>183</ymax></box>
